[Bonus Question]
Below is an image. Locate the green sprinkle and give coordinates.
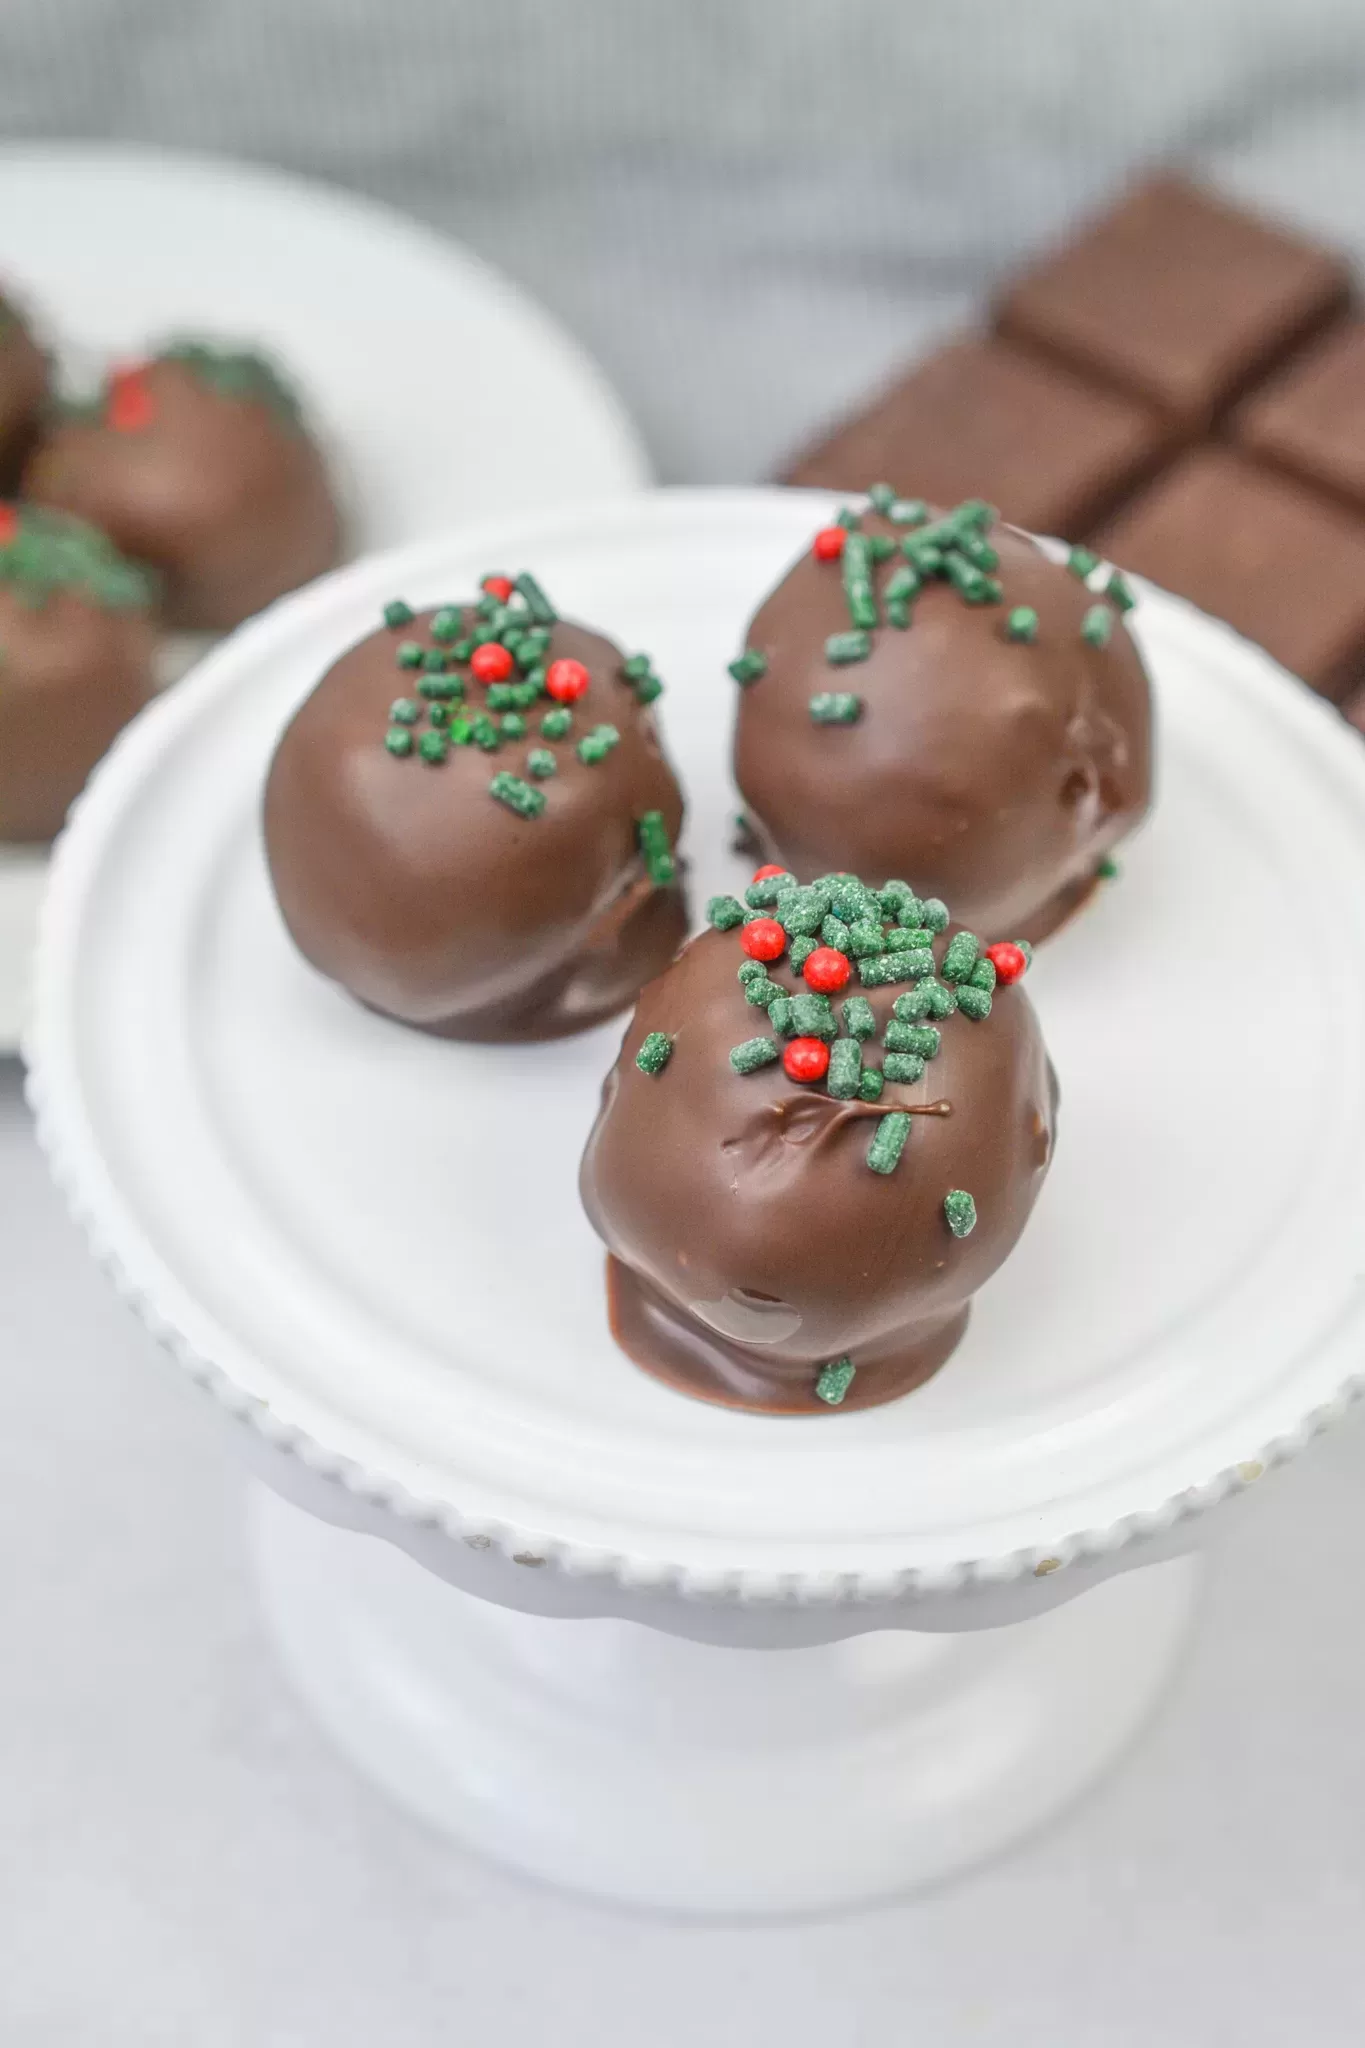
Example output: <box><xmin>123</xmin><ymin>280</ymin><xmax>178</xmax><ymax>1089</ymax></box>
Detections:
<box><xmin>827</xmin><ymin>1038</ymin><xmax>863</xmax><ymax>1100</ymax></box>
<box><xmin>421</xmin><ymin>649</ymin><xmax>447</xmax><ymax>674</ymax></box>
<box><xmin>418</xmin><ymin>731</ymin><xmax>448</xmax><ymax>764</ymax></box>
<box><xmin>901</xmin><ymin>536</ymin><xmax>943</xmax><ymax>575</ymax></box>
<box><xmin>1106</xmin><ymin>570</ymin><xmax>1135</xmax><ymax>613</ymax></box>
<box><xmin>919</xmin><ymin>898</ymin><xmax>950</xmax><ymax>933</ymax></box>
<box><xmin>821</xmin><ymin>914</ymin><xmax>852</xmax><ymax>950</ymax></box>
<box><xmin>729</xmin><ymin>649</ymin><xmax>768</xmax><ymax>685</ymax></box>
<box><xmin>1018</xmin><ymin>941</ymin><xmax>1035</xmax><ymax>964</ymax></box>
<box><xmin>486</xmin><ymin>683</ymin><xmax>518</xmax><ymax>710</ymax></box>
<box><xmin>885</xmin><ymin>564</ymin><xmax>920</xmax><ymax>606</ymax></box>
<box><xmin>842</xmin><ymin>532</ymin><xmax>879</xmax><ymax>630</ymax></box>
<box><xmin>489</xmin><ymin>771</ymin><xmax>546</xmax><ymax>819</ymax></box>
<box><xmin>867</xmin><ymin>482</ymin><xmax>897</xmax><ymax>513</ymax></box>
<box><xmin>942</xmin><ymin>554</ymin><xmax>1002</xmax><ymax>604</ymax></box>
<box><xmin>519</xmin><ymin>628</ymin><xmax>551</xmax><ymax>666</ymax></box>
<box><xmin>879</xmin><ymin>881</ymin><xmax>920</xmax><ymax>920</ymax></box>
<box><xmin>541</xmin><ymin>707</ymin><xmax>572</xmax><ymax>739</ymax></box>
<box><xmin>941</xmin><ymin>931</ymin><xmax>979</xmax><ymax>984</ymax></box>
<box><xmin>868</xmin><ymin>534</ymin><xmax>897</xmax><ymax>562</ymax></box>
<box><xmin>389</xmin><ymin>697</ymin><xmax>421</xmax><ymax>724</ymax></box>
<box><xmin>883</xmin><ymin>1052</ymin><xmax>925</xmax><ymax>1084</ymax></box>
<box><xmin>622</xmin><ymin>653</ymin><xmax>652</xmax><ymax>681</ymax></box>
<box><xmin>824</xmin><ymin>875</ymin><xmax>878</xmax><ymax>925</ymax></box>
<box><xmin>788</xmin><ymin>935</ymin><xmax>818</xmax><ymax>971</ymax></box>
<box><xmin>1098</xmin><ymin>856</ymin><xmax>1120</xmax><ymax>881</ymax></box>
<box><xmin>824</xmin><ymin>631</ymin><xmax>871</xmax><ymax>666</ymax></box>
<box><xmin>636</xmin><ymin>1032</ymin><xmax>674</xmax><ymax>1076</ymax></box>
<box><xmin>767</xmin><ymin>995</ymin><xmax>795</xmax><ymax>1036</ymax></box>
<box><xmin>810</xmin><ymin>691</ymin><xmax>863</xmax><ymax>724</ymax></box>
<box><xmin>944</xmin><ymin>1190</ymin><xmax>977</xmax><ymax>1238</ymax></box>
<box><xmin>514</xmin><ymin>572</ymin><xmax>556</xmax><ymax>623</ymax></box>
<box><xmin>868</xmin><ymin>1112</ymin><xmax>911</xmax><ymax>1175</ymax></box>
<box><xmin>841</xmin><ymin>996</ymin><xmax>876</xmax><ymax>1040</ymax></box>
<box><xmin>1081</xmin><ymin>604</ymin><xmax>1113</xmax><ymax>648</ymax></box>
<box><xmin>775</xmin><ymin>886</ymin><xmax>829</xmax><ymax>936</ymax></box>
<box><xmin>885</xmin><ymin>1020</ymin><xmax>940</xmax><ymax>1056</ymax></box>
<box><xmin>815</xmin><ymin>1357</ymin><xmax>856</xmax><ymax>1406</ymax></box>
<box><xmin>1067</xmin><ymin>546</ymin><xmax>1101</xmax><ymax>582</ymax></box>
<box><xmin>418</xmin><ymin>675</ymin><xmax>462</xmax><ymax>701</ymax></box>
<box><xmin>883</xmin><ymin>925</ymin><xmax>925</xmax><ymax>952</ymax></box>
<box><xmin>860</xmin><ymin>950</ymin><xmax>934</xmax><ymax>987</ymax></box>
<box><xmin>634</xmin><ymin>671</ymin><xmax>664</xmax><ymax>705</ymax></box>
<box><xmin>396</xmin><ymin>641</ymin><xmax>423</xmax><ymax>669</ymax></box>
<box><xmin>835</xmin><ymin>505</ymin><xmax>862</xmax><ymax>529</ymax></box>
<box><xmin>858</xmin><ymin>1067</ymin><xmax>884</xmax><ymax>1101</ymax></box>
<box><xmin>746</xmin><ymin>871</ymin><xmax>794</xmax><ymax>908</ymax></box>
<box><xmin>501</xmin><ymin>713</ymin><xmax>527</xmax><ymax>737</ymax></box>
<box><xmin>846</xmin><ymin>919</ymin><xmax>885</xmax><ymax>958</ymax></box>
<box><xmin>471</xmin><ymin>713</ymin><xmax>500</xmax><ymax>751</ymax></box>
<box><xmin>789</xmin><ymin>992</ymin><xmax>836</xmax><ymax>1039</ymax></box>
<box><xmin>578</xmin><ymin>724</ymin><xmax>621</xmax><ymax>764</ymax></box>
<box><xmin>744</xmin><ymin>973</ymin><xmax>783</xmax><ymax>1008</ymax></box>
<box><xmin>637</xmin><ymin>810</ymin><xmax>676</xmax><ymax>886</ymax></box>
<box><xmin>527</xmin><ymin>747</ymin><xmax>556</xmax><ymax>778</ymax></box>
<box><xmin>430</xmin><ymin>607</ymin><xmax>462</xmax><ymax>644</ymax></box>
<box><xmin>738</xmin><ymin>959</ymin><xmax>767</xmax><ymax>986</ymax></box>
<box><xmin>952</xmin><ymin>531</ymin><xmax>1000</xmax><ymax>572</ymax></box>
<box><xmin>730</xmin><ymin>1036</ymin><xmax>780</xmax><ymax>1075</ymax></box>
<box><xmin>448</xmin><ymin>719</ymin><xmax>472</xmax><ymax>745</ymax></box>
<box><xmin>1005</xmin><ymin>606</ymin><xmax>1039</xmax><ymax>643</ymax></box>
<box><xmin>707</xmin><ymin>894</ymin><xmax>746</xmax><ymax>930</ymax></box>
<box><xmin>956</xmin><ymin>984</ymin><xmax>992</xmax><ymax>1020</ymax></box>
<box><xmin>969</xmin><ymin>957</ymin><xmax>997</xmax><ymax>993</ymax></box>
<box><xmin>383</xmin><ymin>599</ymin><xmax>414</xmax><ymax>629</ymax></box>
<box><xmin>384</xmin><ymin>726</ymin><xmax>413</xmax><ymax>756</ymax></box>
<box><xmin>890</xmin><ymin>498</ymin><xmax>929</xmax><ymax>526</ymax></box>
<box><xmin>452</xmin><ymin>638</ymin><xmax>475</xmax><ymax>662</ymax></box>
<box><xmin>429</xmin><ymin>702</ymin><xmax>450</xmax><ymax>727</ymax></box>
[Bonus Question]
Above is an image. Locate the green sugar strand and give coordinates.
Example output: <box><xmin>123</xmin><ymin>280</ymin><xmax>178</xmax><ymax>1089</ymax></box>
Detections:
<box><xmin>637</xmin><ymin>810</ymin><xmax>676</xmax><ymax>886</ymax></box>
<box><xmin>882</xmin><ymin>1052</ymin><xmax>925</xmax><ymax>1084</ymax></box>
<box><xmin>707</xmin><ymin>895</ymin><xmax>746</xmax><ymax>931</ymax></box>
<box><xmin>956</xmin><ymin>984</ymin><xmax>993</xmax><ymax>1020</ymax></box>
<box><xmin>858</xmin><ymin>1067</ymin><xmax>884</xmax><ymax>1101</ymax></box>
<box><xmin>810</xmin><ymin>691</ymin><xmax>862</xmax><ymax>724</ymax></box>
<box><xmin>635</xmin><ymin>1032</ymin><xmax>675</xmax><ymax>1076</ymax></box>
<box><xmin>489</xmin><ymin>771</ymin><xmax>546</xmax><ymax>818</ymax></box>
<box><xmin>1067</xmin><ymin>545</ymin><xmax>1101</xmax><ymax>583</ymax></box>
<box><xmin>1081</xmin><ymin>604</ymin><xmax>1113</xmax><ymax>648</ymax></box>
<box><xmin>514</xmin><ymin>572</ymin><xmax>557</xmax><ymax>623</ymax></box>
<box><xmin>728</xmin><ymin>649</ymin><xmax>768</xmax><ymax>685</ymax></box>
<box><xmin>827</xmin><ymin>1038</ymin><xmax>863</xmax><ymax>1100</ymax></box>
<box><xmin>841</xmin><ymin>995</ymin><xmax>876</xmax><ymax>1040</ymax></box>
<box><xmin>941</xmin><ymin>931</ymin><xmax>980</xmax><ymax>984</ymax></box>
<box><xmin>730</xmin><ymin>1036</ymin><xmax>780</xmax><ymax>1075</ymax></box>
<box><xmin>867</xmin><ymin>1112</ymin><xmax>911</xmax><ymax>1175</ymax></box>
<box><xmin>944</xmin><ymin>1190</ymin><xmax>978</xmax><ymax>1238</ymax></box>
<box><xmin>824</xmin><ymin>630</ymin><xmax>871</xmax><ymax>667</ymax></box>
<box><xmin>1005</xmin><ymin>605</ymin><xmax>1039</xmax><ymax>643</ymax></box>
<box><xmin>815</xmin><ymin>1357</ymin><xmax>857</xmax><ymax>1406</ymax></box>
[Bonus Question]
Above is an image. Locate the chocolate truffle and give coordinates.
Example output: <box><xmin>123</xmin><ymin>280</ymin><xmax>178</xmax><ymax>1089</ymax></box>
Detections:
<box><xmin>732</xmin><ymin>494</ymin><xmax>1152</xmax><ymax>943</ymax></box>
<box><xmin>0</xmin><ymin>503</ymin><xmax>158</xmax><ymax>843</ymax></box>
<box><xmin>264</xmin><ymin>573</ymin><xmax>687</xmax><ymax>1040</ymax></box>
<box><xmin>581</xmin><ymin>877</ymin><xmax>1056</xmax><ymax>1414</ymax></box>
<box><xmin>1231</xmin><ymin>319</ymin><xmax>1365</xmax><ymax>513</ymax></box>
<box><xmin>997</xmin><ymin>175</ymin><xmax>1352</xmax><ymax>431</ymax></box>
<box><xmin>1095</xmin><ymin>448</ymin><xmax>1365</xmax><ymax>702</ymax></box>
<box><xmin>781</xmin><ymin>336</ymin><xmax>1169</xmax><ymax>537</ymax></box>
<box><xmin>23</xmin><ymin>341</ymin><xmax>342</xmax><ymax>631</ymax></box>
<box><xmin>0</xmin><ymin>289</ymin><xmax>47</xmax><ymax>490</ymax></box>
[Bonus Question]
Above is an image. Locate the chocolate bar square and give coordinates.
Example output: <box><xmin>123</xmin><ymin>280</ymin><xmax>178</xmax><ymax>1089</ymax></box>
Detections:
<box><xmin>1095</xmin><ymin>448</ymin><xmax>1365</xmax><ymax>700</ymax></box>
<box><xmin>1232</xmin><ymin>319</ymin><xmax>1365</xmax><ymax>513</ymax></box>
<box><xmin>998</xmin><ymin>175</ymin><xmax>1351</xmax><ymax>430</ymax></box>
<box><xmin>780</xmin><ymin>335</ymin><xmax>1168</xmax><ymax>537</ymax></box>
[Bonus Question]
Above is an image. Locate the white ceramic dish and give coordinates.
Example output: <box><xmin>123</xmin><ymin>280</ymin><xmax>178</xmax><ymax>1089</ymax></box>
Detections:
<box><xmin>25</xmin><ymin>488</ymin><xmax>1365</xmax><ymax>1602</ymax></box>
<box><xmin>0</xmin><ymin>142</ymin><xmax>649</xmax><ymax>1051</ymax></box>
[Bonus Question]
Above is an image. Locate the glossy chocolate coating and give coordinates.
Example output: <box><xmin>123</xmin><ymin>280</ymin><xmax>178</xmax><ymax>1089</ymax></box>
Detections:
<box><xmin>23</xmin><ymin>351</ymin><xmax>341</xmax><ymax>630</ymax></box>
<box><xmin>0</xmin><ymin>296</ymin><xmax>47</xmax><ymax>490</ymax></box>
<box><xmin>733</xmin><ymin>510</ymin><xmax>1152</xmax><ymax>942</ymax></box>
<box><xmin>581</xmin><ymin>925</ymin><xmax>1057</xmax><ymax>1414</ymax></box>
<box><xmin>0</xmin><ymin>518</ymin><xmax>157</xmax><ymax>843</ymax></box>
<box><xmin>264</xmin><ymin>609</ymin><xmax>688</xmax><ymax>1040</ymax></box>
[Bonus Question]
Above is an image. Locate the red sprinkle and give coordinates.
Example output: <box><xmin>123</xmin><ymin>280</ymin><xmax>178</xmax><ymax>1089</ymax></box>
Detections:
<box><xmin>481</xmin><ymin>574</ymin><xmax>515</xmax><ymax>602</ymax></box>
<box><xmin>784</xmin><ymin>1037</ymin><xmax>830</xmax><ymax>1083</ymax></box>
<box><xmin>812</xmin><ymin>526</ymin><xmax>846</xmax><ymax>562</ymax></box>
<box><xmin>0</xmin><ymin>504</ymin><xmax>18</xmax><ymax>546</ymax></box>
<box><xmin>802</xmin><ymin>946</ymin><xmax>851</xmax><ymax>994</ymax></box>
<box><xmin>106</xmin><ymin>364</ymin><xmax>156</xmax><ymax>433</ymax></box>
<box><xmin>545</xmin><ymin>657</ymin><xmax>590</xmax><ymax>703</ymax></box>
<box><xmin>740</xmin><ymin>918</ymin><xmax>786</xmax><ymax>963</ymax></box>
<box><xmin>985</xmin><ymin>941</ymin><xmax>1028</xmax><ymax>985</ymax></box>
<box><xmin>470</xmin><ymin>643</ymin><xmax>515</xmax><ymax>684</ymax></box>
<box><xmin>751</xmin><ymin>864</ymin><xmax>786</xmax><ymax>882</ymax></box>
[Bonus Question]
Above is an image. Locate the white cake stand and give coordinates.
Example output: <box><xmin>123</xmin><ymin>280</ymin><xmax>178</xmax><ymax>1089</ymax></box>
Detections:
<box><xmin>25</xmin><ymin>491</ymin><xmax>1365</xmax><ymax>1917</ymax></box>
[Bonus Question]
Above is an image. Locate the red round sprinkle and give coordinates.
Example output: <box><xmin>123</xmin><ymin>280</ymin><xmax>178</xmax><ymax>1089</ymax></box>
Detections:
<box><xmin>783</xmin><ymin>1037</ymin><xmax>830</xmax><ymax>1083</ymax></box>
<box><xmin>740</xmin><ymin>918</ymin><xmax>786</xmax><ymax>963</ymax></box>
<box><xmin>0</xmin><ymin>504</ymin><xmax>18</xmax><ymax>546</ymax></box>
<box><xmin>106</xmin><ymin>364</ymin><xmax>155</xmax><ymax>433</ymax></box>
<box><xmin>985</xmin><ymin>941</ymin><xmax>1028</xmax><ymax>985</ymax></box>
<box><xmin>470</xmin><ymin>642</ymin><xmax>515</xmax><ymax>684</ymax></box>
<box><xmin>545</xmin><ymin>657</ymin><xmax>590</xmax><ymax>703</ymax></box>
<box><xmin>803</xmin><ymin>946</ymin><xmax>851</xmax><ymax>994</ymax></box>
<box><xmin>812</xmin><ymin>526</ymin><xmax>846</xmax><ymax>562</ymax></box>
<box><xmin>481</xmin><ymin>574</ymin><xmax>514</xmax><ymax>602</ymax></box>
<box><xmin>751</xmin><ymin>863</ymin><xmax>786</xmax><ymax>882</ymax></box>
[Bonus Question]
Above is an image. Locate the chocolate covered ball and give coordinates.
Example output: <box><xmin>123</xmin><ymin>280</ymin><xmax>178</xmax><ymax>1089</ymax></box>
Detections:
<box><xmin>581</xmin><ymin>872</ymin><xmax>1056</xmax><ymax>1415</ymax></box>
<box><xmin>0</xmin><ymin>290</ymin><xmax>47</xmax><ymax>489</ymax></box>
<box><xmin>264</xmin><ymin>575</ymin><xmax>688</xmax><ymax>1040</ymax></box>
<box><xmin>23</xmin><ymin>341</ymin><xmax>341</xmax><ymax>631</ymax></box>
<box><xmin>0</xmin><ymin>504</ymin><xmax>158</xmax><ymax>843</ymax></box>
<box><xmin>731</xmin><ymin>494</ymin><xmax>1153</xmax><ymax>943</ymax></box>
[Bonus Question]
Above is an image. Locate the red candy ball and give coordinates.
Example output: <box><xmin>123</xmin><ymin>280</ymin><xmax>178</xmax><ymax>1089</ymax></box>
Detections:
<box><xmin>740</xmin><ymin>918</ymin><xmax>786</xmax><ymax>963</ymax></box>
<box><xmin>985</xmin><ymin>941</ymin><xmax>1028</xmax><ymax>985</ymax></box>
<box><xmin>481</xmin><ymin>574</ymin><xmax>515</xmax><ymax>602</ymax></box>
<box><xmin>107</xmin><ymin>365</ymin><xmax>155</xmax><ymax>433</ymax></box>
<box><xmin>545</xmin><ymin>657</ymin><xmax>590</xmax><ymax>703</ymax></box>
<box><xmin>0</xmin><ymin>504</ymin><xmax>18</xmax><ymax>546</ymax></box>
<box><xmin>812</xmin><ymin>526</ymin><xmax>846</xmax><ymax>562</ymax></box>
<box><xmin>751</xmin><ymin>863</ymin><xmax>786</xmax><ymax>882</ymax></box>
<box><xmin>470</xmin><ymin>642</ymin><xmax>515</xmax><ymax>684</ymax></box>
<box><xmin>783</xmin><ymin>1037</ymin><xmax>830</xmax><ymax>1083</ymax></box>
<box><xmin>802</xmin><ymin>946</ymin><xmax>851</xmax><ymax>994</ymax></box>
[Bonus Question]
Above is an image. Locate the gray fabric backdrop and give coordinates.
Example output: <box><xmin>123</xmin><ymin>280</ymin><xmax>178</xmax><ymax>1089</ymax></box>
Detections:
<box><xmin>5</xmin><ymin>0</ymin><xmax>1365</xmax><ymax>483</ymax></box>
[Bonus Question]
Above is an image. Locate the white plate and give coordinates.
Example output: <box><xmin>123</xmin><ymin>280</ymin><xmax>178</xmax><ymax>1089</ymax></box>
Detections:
<box><xmin>26</xmin><ymin>489</ymin><xmax>1365</xmax><ymax>1601</ymax></box>
<box><xmin>0</xmin><ymin>142</ymin><xmax>649</xmax><ymax>1051</ymax></box>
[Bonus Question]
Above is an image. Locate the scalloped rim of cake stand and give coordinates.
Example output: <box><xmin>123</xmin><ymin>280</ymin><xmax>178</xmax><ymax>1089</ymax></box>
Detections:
<box><xmin>23</xmin><ymin>489</ymin><xmax>1365</xmax><ymax>1607</ymax></box>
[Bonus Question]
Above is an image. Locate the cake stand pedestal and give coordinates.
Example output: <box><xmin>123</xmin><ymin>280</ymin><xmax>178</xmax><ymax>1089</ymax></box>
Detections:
<box><xmin>27</xmin><ymin>490</ymin><xmax>1365</xmax><ymax>1917</ymax></box>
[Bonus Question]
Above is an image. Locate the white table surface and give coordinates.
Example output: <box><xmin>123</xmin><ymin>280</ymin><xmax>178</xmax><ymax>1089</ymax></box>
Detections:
<box><xmin>3</xmin><ymin>1052</ymin><xmax>1364</xmax><ymax>2045</ymax></box>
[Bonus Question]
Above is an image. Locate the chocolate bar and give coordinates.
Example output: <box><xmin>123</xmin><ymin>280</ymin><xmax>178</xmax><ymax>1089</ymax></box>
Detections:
<box><xmin>1232</xmin><ymin>319</ymin><xmax>1365</xmax><ymax>512</ymax></box>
